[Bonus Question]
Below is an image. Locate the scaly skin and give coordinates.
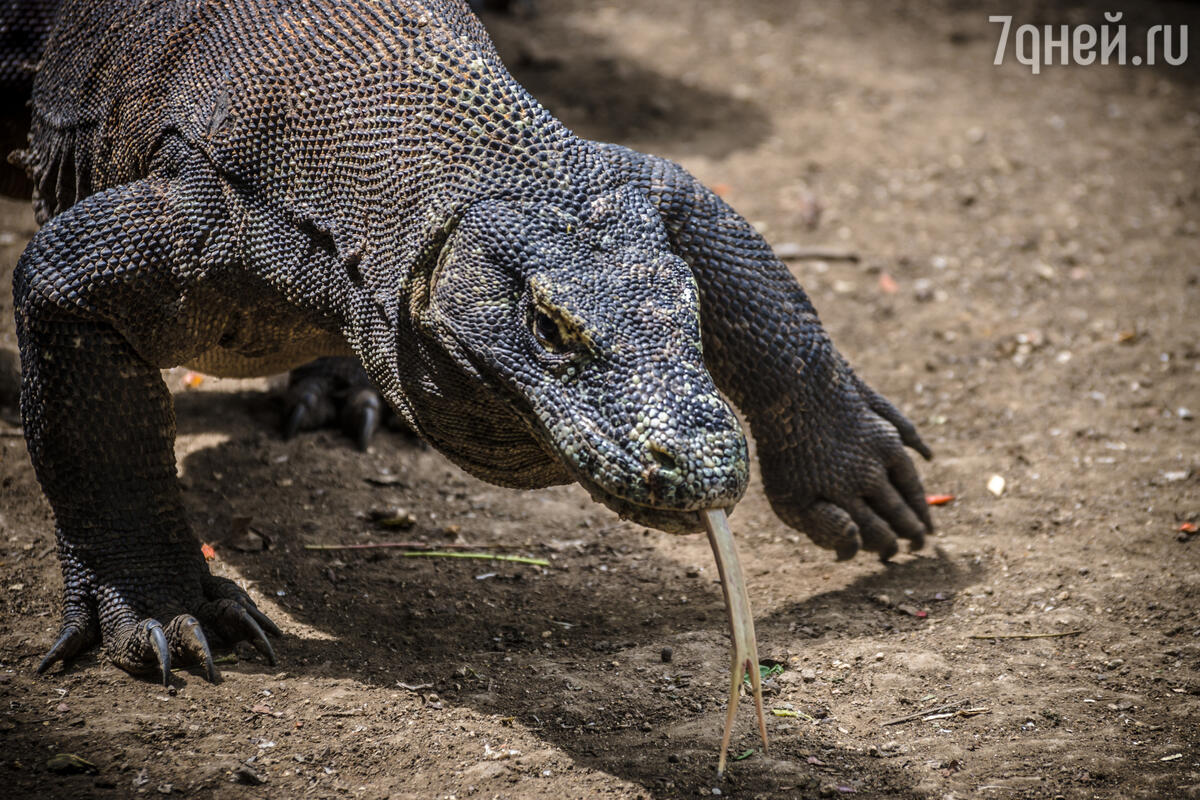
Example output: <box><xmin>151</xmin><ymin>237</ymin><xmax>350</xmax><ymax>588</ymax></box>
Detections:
<box><xmin>8</xmin><ymin>0</ymin><xmax>931</xmax><ymax>682</ymax></box>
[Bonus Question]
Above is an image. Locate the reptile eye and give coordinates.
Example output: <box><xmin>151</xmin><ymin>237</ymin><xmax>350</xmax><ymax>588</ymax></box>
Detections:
<box><xmin>533</xmin><ymin>308</ymin><xmax>569</xmax><ymax>353</ymax></box>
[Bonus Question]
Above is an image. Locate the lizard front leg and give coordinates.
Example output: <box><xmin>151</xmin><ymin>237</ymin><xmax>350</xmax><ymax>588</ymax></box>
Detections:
<box><xmin>598</xmin><ymin>143</ymin><xmax>932</xmax><ymax>561</ymax></box>
<box><xmin>14</xmin><ymin>177</ymin><xmax>279</xmax><ymax>683</ymax></box>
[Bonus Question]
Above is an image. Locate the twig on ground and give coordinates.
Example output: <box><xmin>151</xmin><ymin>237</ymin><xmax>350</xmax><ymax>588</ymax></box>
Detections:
<box><xmin>305</xmin><ymin>541</ymin><xmax>510</xmax><ymax>552</ymax></box>
<box><xmin>969</xmin><ymin>630</ymin><xmax>1083</xmax><ymax>640</ymax></box>
<box><xmin>396</xmin><ymin>681</ymin><xmax>434</xmax><ymax>691</ymax></box>
<box><xmin>305</xmin><ymin>542</ymin><xmax>549</xmax><ymax>566</ymax></box>
<box><xmin>401</xmin><ymin>551</ymin><xmax>550</xmax><ymax>566</ymax></box>
<box><xmin>882</xmin><ymin>701</ymin><xmax>965</xmax><ymax>726</ymax></box>
<box><xmin>922</xmin><ymin>707</ymin><xmax>991</xmax><ymax>722</ymax></box>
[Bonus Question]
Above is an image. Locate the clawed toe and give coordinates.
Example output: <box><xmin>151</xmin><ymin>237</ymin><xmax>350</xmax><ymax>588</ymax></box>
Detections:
<box><xmin>343</xmin><ymin>387</ymin><xmax>382</xmax><ymax>452</ymax></box>
<box><xmin>37</xmin><ymin>622</ymin><xmax>97</xmax><ymax>675</ymax></box>
<box><xmin>245</xmin><ymin>604</ymin><xmax>282</xmax><ymax>638</ymax></box>
<box><xmin>283</xmin><ymin>378</ymin><xmax>336</xmax><ymax>439</ymax></box>
<box><xmin>109</xmin><ymin>620</ymin><xmax>172</xmax><ymax>686</ymax></box>
<box><xmin>37</xmin><ymin>577</ymin><xmax>281</xmax><ymax>685</ymax></box>
<box><xmin>166</xmin><ymin>615</ymin><xmax>217</xmax><ymax>682</ymax></box>
<box><xmin>283</xmin><ymin>357</ymin><xmax>391</xmax><ymax>450</ymax></box>
<box><xmin>203</xmin><ymin>598</ymin><xmax>277</xmax><ymax>666</ymax></box>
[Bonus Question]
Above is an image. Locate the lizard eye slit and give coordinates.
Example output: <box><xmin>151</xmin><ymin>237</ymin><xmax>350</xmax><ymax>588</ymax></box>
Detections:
<box><xmin>532</xmin><ymin>307</ymin><xmax>570</xmax><ymax>353</ymax></box>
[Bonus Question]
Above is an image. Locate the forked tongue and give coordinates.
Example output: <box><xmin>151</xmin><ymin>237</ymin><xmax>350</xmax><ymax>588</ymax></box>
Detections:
<box><xmin>703</xmin><ymin>508</ymin><xmax>769</xmax><ymax>776</ymax></box>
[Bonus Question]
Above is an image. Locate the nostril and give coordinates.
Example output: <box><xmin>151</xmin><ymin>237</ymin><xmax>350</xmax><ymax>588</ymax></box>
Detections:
<box><xmin>648</xmin><ymin>443</ymin><xmax>681</xmax><ymax>475</ymax></box>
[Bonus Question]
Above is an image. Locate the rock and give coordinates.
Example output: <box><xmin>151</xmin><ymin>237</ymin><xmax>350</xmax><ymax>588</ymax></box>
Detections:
<box><xmin>231</xmin><ymin>765</ymin><xmax>265</xmax><ymax>785</ymax></box>
<box><xmin>462</xmin><ymin>761</ymin><xmax>508</xmax><ymax>782</ymax></box>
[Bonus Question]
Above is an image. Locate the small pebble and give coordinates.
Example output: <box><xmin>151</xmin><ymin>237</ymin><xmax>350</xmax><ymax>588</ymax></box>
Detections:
<box><xmin>912</xmin><ymin>278</ymin><xmax>935</xmax><ymax>303</ymax></box>
<box><xmin>661</xmin><ymin>646</ymin><xmax>673</xmax><ymax>663</ymax></box>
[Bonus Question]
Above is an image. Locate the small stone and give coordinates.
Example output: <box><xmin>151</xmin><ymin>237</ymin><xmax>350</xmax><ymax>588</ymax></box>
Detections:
<box><xmin>660</xmin><ymin>646</ymin><xmax>673</xmax><ymax>663</ymax></box>
<box><xmin>801</xmin><ymin>667</ymin><xmax>817</xmax><ymax>683</ymax></box>
<box><xmin>1179</xmin><ymin>407</ymin><xmax>1194</xmax><ymax>421</ymax></box>
<box><xmin>370</xmin><ymin>508</ymin><xmax>417</xmax><ymax>529</ymax></box>
<box><xmin>668</xmin><ymin>753</ymin><xmax>681</xmax><ymax>764</ymax></box>
<box><xmin>987</xmin><ymin>474</ymin><xmax>1006</xmax><ymax>496</ymax></box>
<box><xmin>912</xmin><ymin>278</ymin><xmax>935</xmax><ymax>303</ymax></box>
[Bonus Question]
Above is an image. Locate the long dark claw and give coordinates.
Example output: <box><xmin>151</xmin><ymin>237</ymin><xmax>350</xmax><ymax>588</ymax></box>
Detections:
<box><xmin>356</xmin><ymin>405</ymin><xmax>378</xmax><ymax>451</ymax></box>
<box><xmin>193</xmin><ymin>626</ymin><xmax>218</xmax><ymax>683</ymax></box>
<box><xmin>238</xmin><ymin>609</ymin><xmax>277</xmax><ymax>666</ymax></box>
<box><xmin>37</xmin><ymin>625</ymin><xmax>92</xmax><ymax>674</ymax></box>
<box><xmin>169</xmin><ymin>616</ymin><xmax>218</xmax><ymax>682</ymax></box>
<box><xmin>283</xmin><ymin>402</ymin><xmax>308</xmax><ymax>440</ymax></box>
<box><xmin>245</xmin><ymin>605</ymin><xmax>282</xmax><ymax>638</ymax></box>
<box><xmin>345</xmin><ymin>388</ymin><xmax>381</xmax><ymax>452</ymax></box>
<box><xmin>788</xmin><ymin>501</ymin><xmax>861</xmax><ymax>560</ymax></box>
<box><xmin>146</xmin><ymin>622</ymin><xmax>171</xmax><ymax>687</ymax></box>
<box><xmin>896</xmin><ymin>421</ymin><xmax>933</xmax><ymax>461</ymax></box>
<box><xmin>860</xmin><ymin>379</ymin><xmax>933</xmax><ymax>460</ymax></box>
<box><xmin>869</xmin><ymin>484</ymin><xmax>927</xmax><ymax>551</ymax></box>
<box><xmin>890</xmin><ymin>458</ymin><xmax>935</xmax><ymax>533</ymax></box>
<box><xmin>846</xmin><ymin>498</ymin><xmax>899</xmax><ymax>561</ymax></box>
<box><xmin>703</xmin><ymin>509</ymin><xmax>768</xmax><ymax>776</ymax></box>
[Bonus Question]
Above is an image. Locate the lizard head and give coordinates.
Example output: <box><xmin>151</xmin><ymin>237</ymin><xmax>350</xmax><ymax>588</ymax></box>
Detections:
<box><xmin>403</xmin><ymin>185</ymin><xmax>749</xmax><ymax>533</ymax></box>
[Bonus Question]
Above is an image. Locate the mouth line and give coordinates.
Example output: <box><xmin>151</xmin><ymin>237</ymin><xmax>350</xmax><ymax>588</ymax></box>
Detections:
<box><xmin>566</xmin><ymin>464</ymin><xmax>737</xmax><ymax>534</ymax></box>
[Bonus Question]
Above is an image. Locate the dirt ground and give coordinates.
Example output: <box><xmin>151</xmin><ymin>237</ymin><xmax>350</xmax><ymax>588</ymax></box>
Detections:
<box><xmin>2</xmin><ymin>1</ymin><xmax>1199</xmax><ymax>798</ymax></box>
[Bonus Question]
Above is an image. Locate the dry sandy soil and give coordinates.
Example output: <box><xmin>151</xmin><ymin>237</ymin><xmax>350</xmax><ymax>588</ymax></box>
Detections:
<box><xmin>2</xmin><ymin>1</ymin><xmax>1199</xmax><ymax>798</ymax></box>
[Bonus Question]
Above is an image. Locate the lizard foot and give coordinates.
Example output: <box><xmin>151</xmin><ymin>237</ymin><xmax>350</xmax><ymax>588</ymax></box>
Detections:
<box><xmin>37</xmin><ymin>572</ymin><xmax>279</xmax><ymax>685</ymax></box>
<box><xmin>763</xmin><ymin>368</ymin><xmax>933</xmax><ymax>563</ymax></box>
<box><xmin>283</xmin><ymin>357</ymin><xmax>410</xmax><ymax>451</ymax></box>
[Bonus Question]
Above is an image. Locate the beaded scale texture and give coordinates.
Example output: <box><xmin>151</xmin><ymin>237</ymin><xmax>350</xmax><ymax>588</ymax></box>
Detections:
<box><xmin>6</xmin><ymin>0</ymin><xmax>932</xmax><ymax>681</ymax></box>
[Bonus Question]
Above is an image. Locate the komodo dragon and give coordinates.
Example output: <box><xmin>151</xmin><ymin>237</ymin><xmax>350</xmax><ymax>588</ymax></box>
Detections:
<box><xmin>4</xmin><ymin>0</ymin><xmax>933</xmax><ymax>685</ymax></box>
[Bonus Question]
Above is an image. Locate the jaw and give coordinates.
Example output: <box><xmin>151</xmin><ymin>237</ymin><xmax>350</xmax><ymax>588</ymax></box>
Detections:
<box><xmin>569</xmin><ymin>467</ymin><xmax>729</xmax><ymax>534</ymax></box>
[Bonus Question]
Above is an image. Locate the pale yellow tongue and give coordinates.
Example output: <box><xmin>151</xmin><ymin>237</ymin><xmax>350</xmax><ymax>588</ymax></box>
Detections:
<box><xmin>703</xmin><ymin>508</ymin><xmax>769</xmax><ymax>775</ymax></box>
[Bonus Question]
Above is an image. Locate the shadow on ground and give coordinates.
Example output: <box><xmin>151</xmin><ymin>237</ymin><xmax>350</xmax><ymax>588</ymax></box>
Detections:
<box><xmin>22</xmin><ymin>388</ymin><xmax>984</xmax><ymax>798</ymax></box>
<box><xmin>481</xmin><ymin>9</ymin><xmax>773</xmax><ymax>158</ymax></box>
